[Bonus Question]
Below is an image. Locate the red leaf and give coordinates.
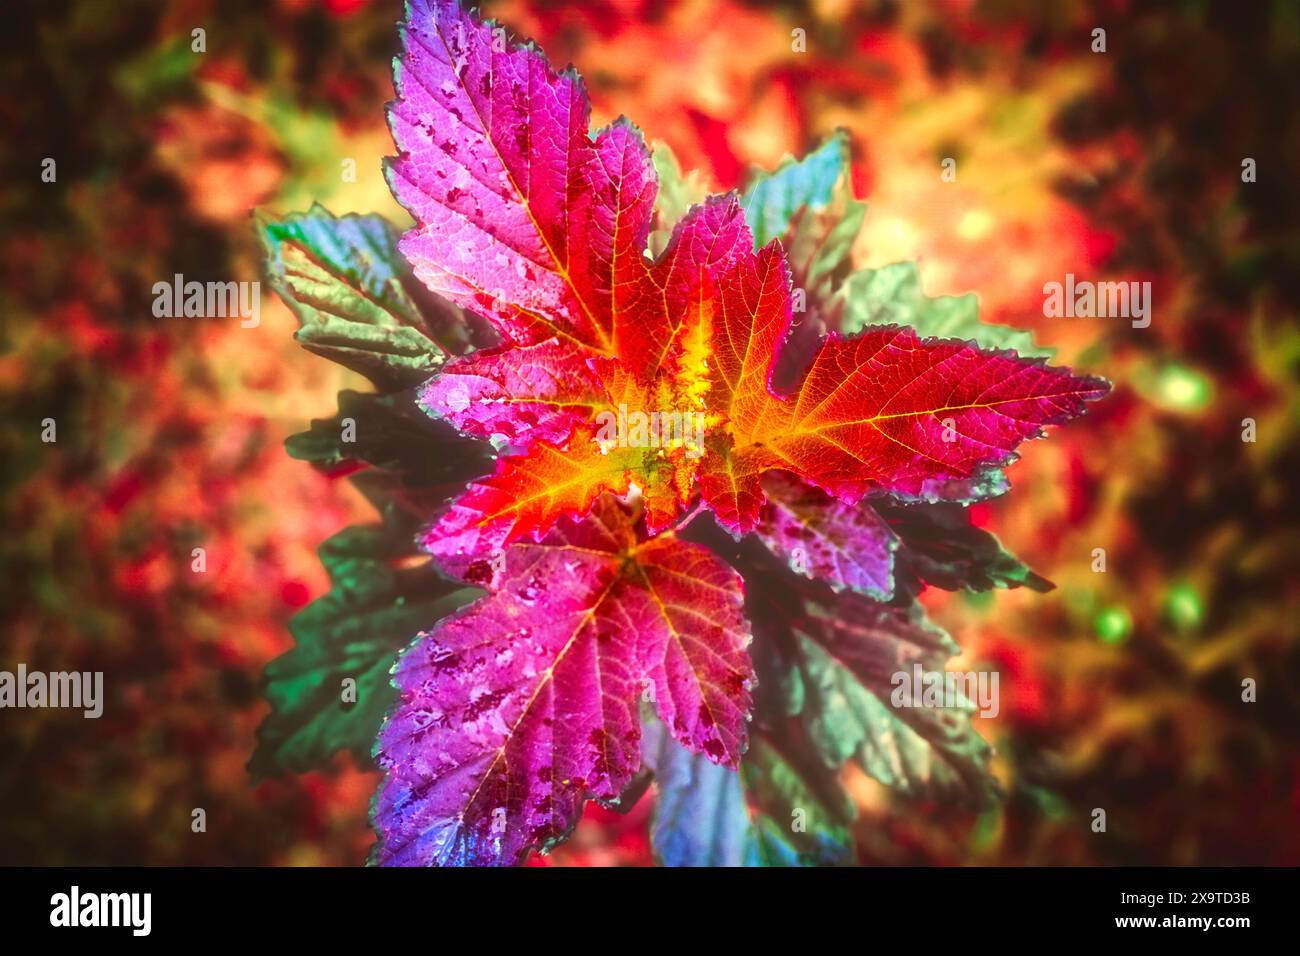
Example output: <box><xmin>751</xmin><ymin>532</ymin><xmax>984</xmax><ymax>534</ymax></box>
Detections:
<box><xmin>418</xmin><ymin>425</ymin><xmax>640</xmax><ymax>580</ymax></box>
<box><xmin>726</xmin><ymin>326</ymin><xmax>1109</xmax><ymax>505</ymax></box>
<box><xmin>399</xmin><ymin>0</ymin><xmax>1108</xmax><ymax>549</ymax></box>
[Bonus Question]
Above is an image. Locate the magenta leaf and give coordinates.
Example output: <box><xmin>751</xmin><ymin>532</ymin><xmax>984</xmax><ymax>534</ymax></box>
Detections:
<box><xmin>418</xmin><ymin>338</ymin><xmax>605</xmax><ymax>449</ymax></box>
<box><xmin>372</xmin><ymin>497</ymin><xmax>752</xmax><ymax>866</ymax></box>
<box><xmin>387</xmin><ymin>0</ymin><xmax>657</xmax><ymax>355</ymax></box>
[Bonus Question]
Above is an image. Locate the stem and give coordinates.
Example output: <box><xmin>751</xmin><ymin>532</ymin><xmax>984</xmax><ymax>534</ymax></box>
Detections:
<box><xmin>672</xmin><ymin>498</ymin><xmax>707</xmax><ymax>533</ymax></box>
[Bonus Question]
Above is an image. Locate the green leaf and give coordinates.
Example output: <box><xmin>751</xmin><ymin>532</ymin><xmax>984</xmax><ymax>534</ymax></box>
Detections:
<box><xmin>692</xmin><ymin>517</ymin><xmax>1000</xmax><ymax>823</ymax></box>
<box><xmin>753</xmin><ymin>559</ymin><xmax>1000</xmax><ymax>808</ymax></box>
<box><xmin>249</xmin><ymin>523</ymin><xmax>479</xmax><ymax>778</ymax></box>
<box><xmin>875</xmin><ymin>500</ymin><xmax>1054</xmax><ymax>593</ymax></box>
<box><xmin>259</xmin><ymin>209</ymin><xmax>499</xmax><ymax>777</ymax></box>
<box><xmin>285</xmin><ymin>388</ymin><xmax>492</xmax><ymax>489</ymax></box>
<box><xmin>791</xmin><ymin>605</ymin><xmax>1000</xmax><ymax>808</ymax></box>
<box><xmin>742</xmin><ymin>734</ymin><xmax>857</xmax><ymax>866</ymax></box>
<box><xmin>258</xmin><ymin>204</ymin><xmax>480</xmax><ymax>390</ymax></box>
<box><xmin>839</xmin><ymin>261</ymin><xmax>1054</xmax><ymax>358</ymax></box>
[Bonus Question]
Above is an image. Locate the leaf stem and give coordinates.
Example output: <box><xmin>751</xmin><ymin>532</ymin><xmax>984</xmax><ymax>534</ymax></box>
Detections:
<box><xmin>671</xmin><ymin>499</ymin><xmax>708</xmax><ymax>533</ymax></box>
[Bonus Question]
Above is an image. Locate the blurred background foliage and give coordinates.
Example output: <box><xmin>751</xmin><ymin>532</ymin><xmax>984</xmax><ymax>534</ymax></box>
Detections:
<box><xmin>1</xmin><ymin>0</ymin><xmax>1297</xmax><ymax>865</ymax></box>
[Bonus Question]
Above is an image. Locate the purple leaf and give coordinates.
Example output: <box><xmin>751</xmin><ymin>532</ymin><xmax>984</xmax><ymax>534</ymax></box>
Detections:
<box><xmin>754</xmin><ymin>471</ymin><xmax>897</xmax><ymax>599</ymax></box>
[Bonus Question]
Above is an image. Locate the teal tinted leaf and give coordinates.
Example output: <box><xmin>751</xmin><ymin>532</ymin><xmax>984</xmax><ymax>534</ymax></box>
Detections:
<box><xmin>802</xmin><ymin>191</ymin><xmax>866</xmax><ymax>301</ymax></box>
<box><xmin>642</xmin><ymin>715</ymin><xmax>760</xmax><ymax>867</ymax></box>
<box><xmin>738</xmin><ymin>134</ymin><xmax>1054</xmax><ymax>394</ymax></box>
<box><xmin>839</xmin><ymin>261</ymin><xmax>1054</xmax><ymax>359</ymax></box>
<box><xmin>640</xmin><ymin>602</ymin><xmax>856</xmax><ymax>867</ymax></box>
<box><xmin>741</xmin><ymin>132</ymin><xmax>865</xmax><ymax>389</ymax></box>
<box><xmin>876</xmin><ymin>500</ymin><xmax>1054</xmax><ymax>593</ymax></box>
<box><xmin>249</xmin><ymin>524</ymin><xmax>479</xmax><ymax>778</ymax></box>
<box><xmin>743</xmin><ymin>132</ymin><xmax>855</xmax><ymax>248</ymax></box>
<box><xmin>258</xmin><ymin>204</ymin><xmax>483</xmax><ymax>389</ymax></box>
<box><xmin>743</xmin><ymin>132</ymin><xmax>863</xmax><ymax>300</ymax></box>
